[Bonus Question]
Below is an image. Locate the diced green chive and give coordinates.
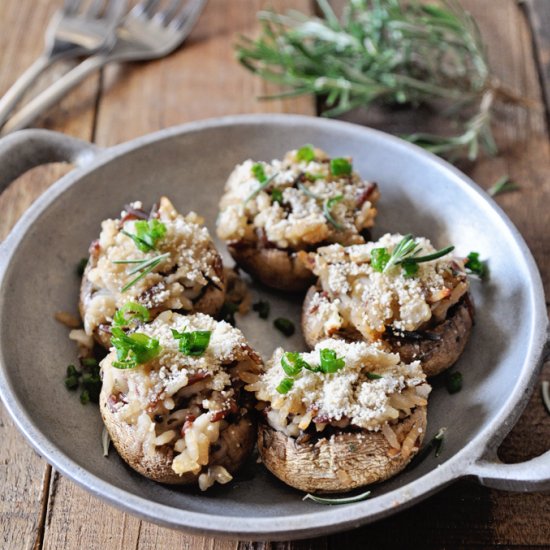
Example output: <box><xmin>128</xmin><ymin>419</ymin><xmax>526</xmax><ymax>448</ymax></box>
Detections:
<box><xmin>80</xmin><ymin>390</ymin><xmax>90</xmax><ymax>405</ymax></box>
<box><xmin>446</xmin><ymin>371</ymin><xmax>463</xmax><ymax>394</ymax></box>
<box><xmin>465</xmin><ymin>251</ymin><xmax>488</xmax><ymax>280</ymax></box>
<box><xmin>296</xmin><ymin>144</ymin><xmax>315</xmax><ymax>163</ymax></box>
<box><xmin>366</xmin><ymin>372</ymin><xmax>383</xmax><ymax>380</ymax></box>
<box><xmin>330</xmin><ymin>157</ymin><xmax>352</xmax><ymax>176</ymax></box>
<box><xmin>274</xmin><ymin>317</ymin><xmax>295</xmax><ymax>337</ymax></box>
<box><xmin>276</xmin><ymin>377</ymin><xmax>294</xmax><ymax>394</ymax></box>
<box><xmin>171</xmin><ymin>329</ymin><xmax>212</xmax><ymax>356</ymax></box>
<box><xmin>370</xmin><ymin>247</ymin><xmax>391</xmax><ymax>272</ymax></box>
<box><xmin>252</xmin><ymin>300</ymin><xmax>270</xmax><ymax>319</ymax></box>
<box><xmin>319</xmin><ymin>348</ymin><xmax>345</xmax><ymax>373</ymax></box>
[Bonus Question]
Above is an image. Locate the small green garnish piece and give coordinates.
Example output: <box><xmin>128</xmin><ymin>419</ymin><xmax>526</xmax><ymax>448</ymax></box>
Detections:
<box><xmin>465</xmin><ymin>251</ymin><xmax>488</xmax><ymax>279</ymax></box>
<box><xmin>82</xmin><ymin>371</ymin><xmax>101</xmax><ymax>403</ymax></box>
<box><xmin>296</xmin><ymin>144</ymin><xmax>315</xmax><ymax>163</ymax></box>
<box><xmin>81</xmin><ymin>357</ymin><xmax>98</xmax><ymax>368</ymax></box>
<box><xmin>220</xmin><ymin>301</ymin><xmax>238</xmax><ymax>326</ymax></box>
<box><xmin>276</xmin><ymin>377</ymin><xmax>294</xmax><ymax>394</ymax></box>
<box><xmin>80</xmin><ymin>390</ymin><xmax>90</xmax><ymax>405</ymax></box>
<box><xmin>245</xmin><ymin>172</ymin><xmax>278</xmax><ymax>203</ymax></box>
<box><xmin>319</xmin><ymin>348</ymin><xmax>345</xmax><ymax>374</ymax></box>
<box><xmin>541</xmin><ymin>381</ymin><xmax>550</xmax><ymax>415</ymax></box>
<box><xmin>112</xmin><ymin>302</ymin><xmax>150</xmax><ymax>328</ymax></box>
<box><xmin>281</xmin><ymin>352</ymin><xmax>311</xmax><ymax>377</ymax></box>
<box><xmin>407</xmin><ymin>427</ymin><xmax>447</xmax><ymax>468</ymax></box>
<box><xmin>64</xmin><ymin>364</ymin><xmax>81</xmax><ymax>391</ymax></box>
<box><xmin>371</xmin><ymin>234</ymin><xmax>454</xmax><ymax>277</ymax></box>
<box><xmin>271</xmin><ymin>188</ymin><xmax>283</xmax><ymax>204</ymax></box>
<box><xmin>305</xmin><ymin>172</ymin><xmax>325</xmax><ymax>181</ymax></box>
<box><xmin>330</xmin><ymin>158</ymin><xmax>352</xmax><ymax>176</ymax></box>
<box><xmin>446</xmin><ymin>371</ymin><xmax>463</xmax><ymax>394</ymax></box>
<box><xmin>252</xmin><ymin>299</ymin><xmax>270</xmax><ymax>319</ymax></box>
<box><xmin>111</xmin><ymin>327</ymin><xmax>161</xmax><ymax>369</ymax></box>
<box><xmin>171</xmin><ymin>329</ymin><xmax>211</xmax><ymax>356</ymax></box>
<box><xmin>122</xmin><ymin>219</ymin><xmax>167</xmax><ymax>253</ymax></box>
<box><xmin>77</xmin><ymin>258</ymin><xmax>88</xmax><ymax>277</ymax></box>
<box><xmin>113</xmin><ymin>253</ymin><xmax>170</xmax><ymax>293</ymax></box>
<box><xmin>303</xmin><ymin>490</ymin><xmax>371</xmax><ymax>505</ymax></box>
<box><xmin>488</xmin><ymin>175</ymin><xmax>520</xmax><ymax>197</ymax></box>
<box><xmin>366</xmin><ymin>372</ymin><xmax>383</xmax><ymax>380</ymax></box>
<box><xmin>274</xmin><ymin>317</ymin><xmax>295</xmax><ymax>337</ymax></box>
<box><xmin>251</xmin><ymin>162</ymin><xmax>267</xmax><ymax>183</ymax></box>
<box><xmin>323</xmin><ymin>195</ymin><xmax>344</xmax><ymax>229</ymax></box>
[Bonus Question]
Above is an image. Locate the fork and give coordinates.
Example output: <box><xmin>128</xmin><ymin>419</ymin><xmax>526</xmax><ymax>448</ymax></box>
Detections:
<box><xmin>0</xmin><ymin>0</ymin><xmax>126</xmax><ymax>129</ymax></box>
<box><xmin>0</xmin><ymin>0</ymin><xmax>207</xmax><ymax>135</ymax></box>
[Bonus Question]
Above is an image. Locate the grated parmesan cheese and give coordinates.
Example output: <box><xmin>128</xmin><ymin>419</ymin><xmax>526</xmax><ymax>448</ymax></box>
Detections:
<box><xmin>216</xmin><ymin>148</ymin><xmax>379</xmax><ymax>249</ymax></box>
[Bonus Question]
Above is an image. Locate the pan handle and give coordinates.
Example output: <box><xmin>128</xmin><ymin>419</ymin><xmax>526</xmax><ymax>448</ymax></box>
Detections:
<box><xmin>468</xmin><ymin>448</ymin><xmax>550</xmax><ymax>492</ymax></box>
<box><xmin>0</xmin><ymin>129</ymin><xmax>101</xmax><ymax>193</ymax></box>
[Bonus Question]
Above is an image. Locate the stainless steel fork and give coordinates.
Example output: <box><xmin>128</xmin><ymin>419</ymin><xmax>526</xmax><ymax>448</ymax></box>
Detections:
<box><xmin>0</xmin><ymin>0</ymin><xmax>126</xmax><ymax>129</ymax></box>
<box><xmin>1</xmin><ymin>0</ymin><xmax>207</xmax><ymax>135</ymax></box>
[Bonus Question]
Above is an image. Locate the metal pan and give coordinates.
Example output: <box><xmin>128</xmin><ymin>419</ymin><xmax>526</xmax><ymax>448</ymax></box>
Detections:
<box><xmin>0</xmin><ymin>114</ymin><xmax>548</xmax><ymax>540</ymax></box>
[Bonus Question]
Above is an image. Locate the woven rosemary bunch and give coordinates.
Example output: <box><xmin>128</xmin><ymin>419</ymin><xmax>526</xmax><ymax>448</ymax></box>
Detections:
<box><xmin>236</xmin><ymin>0</ymin><xmax>499</xmax><ymax>160</ymax></box>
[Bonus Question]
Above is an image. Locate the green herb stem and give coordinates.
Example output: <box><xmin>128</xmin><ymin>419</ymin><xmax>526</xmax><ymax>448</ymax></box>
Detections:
<box><xmin>303</xmin><ymin>490</ymin><xmax>372</xmax><ymax>505</ymax></box>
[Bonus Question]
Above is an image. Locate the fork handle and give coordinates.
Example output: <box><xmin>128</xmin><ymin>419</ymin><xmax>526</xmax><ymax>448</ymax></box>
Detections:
<box><xmin>0</xmin><ymin>54</ymin><xmax>108</xmax><ymax>136</ymax></box>
<box><xmin>0</xmin><ymin>55</ymin><xmax>56</xmax><ymax>129</ymax></box>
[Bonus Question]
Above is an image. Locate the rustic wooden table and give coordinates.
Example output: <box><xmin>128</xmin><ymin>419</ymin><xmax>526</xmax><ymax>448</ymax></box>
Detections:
<box><xmin>1</xmin><ymin>1</ymin><xmax>549</xmax><ymax>548</ymax></box>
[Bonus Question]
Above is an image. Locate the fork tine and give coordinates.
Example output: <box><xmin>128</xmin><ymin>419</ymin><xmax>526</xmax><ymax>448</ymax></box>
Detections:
<box><xmin>172</xmin><ymin>0</ymin><xmax>207</xmax><ymax>31</ymax></box>
<box><xmin>154</xmin><ymin>0</ymin><xmax>184</xmax><ymax>25</ymax></box>
<box><xmin>85</xmin><ymin>0</ymin><xmax>104</xmax><ymax>17</ymax></box>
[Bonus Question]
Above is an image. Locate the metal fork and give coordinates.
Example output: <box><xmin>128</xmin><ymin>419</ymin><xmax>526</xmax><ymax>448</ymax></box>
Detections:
<box><xmin>1</xmin><ymin>0</ymin><xmax>207</xmax><ymax>135</ymax></box>
<box><xmin>0</xmin><ymin>0</ymin><xmax>126</xmax><ymax>129</ymax></box>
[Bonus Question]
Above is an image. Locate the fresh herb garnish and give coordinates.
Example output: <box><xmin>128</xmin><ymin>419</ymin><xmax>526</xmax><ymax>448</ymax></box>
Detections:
<box><xmin>371</xmin><ymin>234</ymin><xmax>454</xmax><ymax>277</ymax></box>
<box><xmin>276</xmin><ymin>377</ymin><xmax>294</xmax><ymax>394</ymax></box>
<box><xmin>245</xmin><ymin>171</ymin><xmax>278</xmax><ymax>203</ymax></box>
<box><xmin>297</xmin><ymin>182</ymin><xmax>322</xmax><ymax>200</ymax></box>
<box><xmin>171</xmin><ymin>329</ymin><xmax>211</xmax><ymax>356</ymax></box>
<box><xmin>281</xmin><ymin>352</ymin><xmax>312</xmax><ymax>377</ymax></box>
<box><xmin>541</xmin><ymin>381</ymin><xmax>550</xmax><ymax>415</ymax></box>
<box><xmin>488</xmin><ymin>175</ymin><xmax>520</xmax><ymax>197</ymax></box>
<box><xmin>64</xmin><ymin>364</ymin><xmax>81</xmax><ymax>390</ymax></box>
<box><xmin>237</xmin><ymin>0</ymin><xmax>500</xmax><ymax>161</ymax></box>
<box><xmin>407</xmin><ymin>427</ymin><xmax>447</xmax><ymax>468</ymax></box>
<box><xmin>323</xmin><ymin>195</ymin><xmax>344</xmax><ymax>230</ymax></box>
<box><xmin>274</xmin><ymin>317</ymin><xmax>295</xmax><ymax>337</ymax></box>
<box><xmin>81</xmin><ymin>370</ymin><xmax>102</xmax><ymax>403</ymax></box>
<box><xmin>330</xmin><ymin>158</ymin><xmax>352</xmax><ymax>176</ymax></box>
<box><xmin>81</xmin><ymin>357</ymin><xmax>98</xmax><ymax>368</ymax></box>
<box><xmin>111</xmin><ymin>327</ymin><xmax>161</xmax><ymax>369</ymax></box>
<box><xmin>77</xmin><ymin>257</ymin><xmax>88</xmax><ymax>277</ymax></box>
<box><xmin>252</xmin><ymin>162</ymin><xmax>267</xmax><ymax>182</ymax></box>
<box><xmin>445</xmin><ymin>371</ymin><xmax>463</xmax><ymax>394</ymax></box>
<box><xmin>296</xmin><ymin>144</ymin><xmax>316</xmax><ymax>163</ymax></box>
<box><xmin>303</xmin><ymin>490</ymin><xmax>371</xmax><ymax>505</ymax></box>
<box><xmin>80</xmin><ymin>390</ymin><xmax>90</xmax><ymax>405</ymax></box>
<box><xmin>113</xmin><ymin>252</ymin><xmax>170</xmax><ymax>292</ymax></box>
<box><xmin>366</xmin><ymin>372</ymin><xmax>383</xmax><ymax>380</ymax></box>
<box><xmin>220</xmin><ymin>301</ymin><xmax>238</xmax><ymax>326</ymax></box>
<box><xmin>271</xmin><ymin>188</ymin><xmax>283</xmax><ymax>204</ymax></box>
<box><xmin>465</xmin><ymin>251</ymin><xmax>488</xmax><ymax>279</ymax></box>
<box><xmin>252</xmin><ymin>299</ymin><xmax>270</xmax><ymax>319</ymax></box>
<box><xmin>122</xmin><ymin>219</ymin><xmax>167</xmax><ymax>253</ymax></box>
<box><xmin>318</xmin><ymin>348</ymin><xmax>345</xmax><ymax>373</ymax></box>
<box><xmin>112</xmin><ymin>302</ymin><xmax>150</xmax><ymax>329</ymax></box>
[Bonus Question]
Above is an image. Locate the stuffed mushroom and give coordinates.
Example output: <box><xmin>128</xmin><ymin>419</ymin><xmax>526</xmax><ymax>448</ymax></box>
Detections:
<box><xmin>100</xmin><ymin>310</ymin><xmax>261</xmax><ymax>490</ymax></box>
<box><xmin>246</xmin><ymin>339</ymin><xmax>430</xmax><ymax>493</ymax></box>
<box><xmin>80</xmin><ymin>197</ymin><xmax>225</xmax><ymax>348</ymax></box>
<box><xmin>216</xmin><ymin>146</ymin><xmax>379</xmax><ymax>291</ymax></box>
<box><xmin>302</xmin><ymin>233</ymin><xmax>474</xmax><ymax>377</ymax></box>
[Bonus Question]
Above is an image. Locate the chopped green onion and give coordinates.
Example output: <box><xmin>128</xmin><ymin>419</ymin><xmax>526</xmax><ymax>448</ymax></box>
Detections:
<box><xmin>303</xmin><ymin>490</ymin><xmax>371</xmax><ymax>505</ymax></box>
<box><xmin>319</xmin><ymin>348</ymin><xmax>345</xmax><ymax>374</ymax></box>
<box><xmin>77</xmin><ymin>257</ymin><xmax>88</xmax><ymax>277</ymax></box>
<box><xmin>330</xmin><ymin>158</ymin><xmax>352</xmax><ymax>176</ymax></box>
<box><xmin>276</xmin><ymin>377</ymin><xmax>294</xmax><ymax>394</ymax></box>
<box><xmin>445</xmin><ymin>371</ymin><xmax>463</xmax><ymax>394</ymax></box>
<box><xmin>220</xmin><ymin>301</ymin><xmax>238</xmax><ymax>326</ymax></box>
<box><xmin>252</xmin><ymin>299</ymin><xmax>270</xmax><ymax>319</ymax></box>
<box><xmin>66</xmin><ymin>364</ymin><xmax>82</xmax><ymax>378</ymax></box>
<box><xmin>274</xmin><ymin>317</ymin><xmax>295</xmax><ymax>337</ymax></box>
<box><xmin>542</xmin><ymin>381</ymin><xmax>550</xmax><ymax>415</ymax></box>
<box><xmin>82</xmin><ymin>371</ymin><xmax>101</xmax><ymax>403</ymax></box>
<box><xmin>271</xmin><ymin>188</ymin><xmax>283</xmax><ymax>204</ymax></box>
<box><xmin>281</xmin><ymin>352</ymin><xmax>310</xmax><ymax>377</ymax></box>
<box><xmin>488</xmin><ymin>175</ymin><xmax>519</xmax><ymax>197</ymax></box>
<box><xmin>465</xmin><ymin>251</ymin><xmax>488</xmax><ymax>280</ymax></box>
<box><xmin>401</xmin><ymin>259</ymin><xmax>419</xmax><ymax>278</ymax></box>
<box><xmin>81</xmin><ymin>357</ymin><xmax>98</xmax><ymax>368</ymax></box>
<box><xmin>323</xmin><ymin>195</ymin><xmax>344</xmax><ymax>229</ymax></box>
<box><xmin>80</xmin><ymin>390</ymin><xmax>90</xmax><ymax>405</ymax></box>
<box><xmin>171</xmin><ymin>329</ymin><xmax>211</xmax><ymax>356</ymax></box>
<box><xmin>366</xmin><ymin>372</ymin><xmax>382</xmax><ymax>380</ymax></box>
<box><xmin>64</xmin><ymin>376</ymin><xmax>79</xmax><ymax>391</ymax></box>
<box><xmin>111</xmin><ymin>327</ymin><xmax>161</xmax><ymax>369</ymax></box>
<box><xmin>112</xmin><ymin>302</ymin><xmax>150</xmax><ymax>328</ymax></box>
<box><xmin>370</xmin><ymin>247</ymin><xmax>391</xmax><ymax>272</ymax></box>
<box><xmin>296</xmin><ymin>144</ymin><xmax>316</xmax><ymax>163</ymax></box>
<box><xmin>251</xmin><ymin>162</ymin><xmax>267</xmax><ymax>183</ymax></box>
<box><xmin>122</xmin><ymin>219</ymin><xmax>166</xmax><ymax>253</ymax></box>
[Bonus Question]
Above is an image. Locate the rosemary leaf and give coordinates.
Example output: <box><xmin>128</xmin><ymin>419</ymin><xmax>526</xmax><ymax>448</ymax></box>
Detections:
<box><xmin>488</xmin><ymin>175</ymin><xmax>520</xmax><ymax>197</ymax></box>
<box><xmin>303</xmin><ymin>490</ymin><xmax>372</xmax><ymax>505</ymax></box>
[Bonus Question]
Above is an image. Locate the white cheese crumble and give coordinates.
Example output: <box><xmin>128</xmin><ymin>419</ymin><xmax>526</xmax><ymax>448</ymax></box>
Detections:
<box><xmin>309</xmin><ymin>233</ymin><xmax>469</xmax><ymax>338</ymax></box>
<box><xmin>216</xmin><ymin>147</ymin><xmax>379</xmax><ymax>249</ymax></box>
<box><xmin>254</xmin><ymin>339</ymin><xmax>430</xmax><ymax>433</ymax></box>
<box><xmin>82</xmin><ymin>197</ymin><xmax>223</xmax><ymax>335</ymax></box>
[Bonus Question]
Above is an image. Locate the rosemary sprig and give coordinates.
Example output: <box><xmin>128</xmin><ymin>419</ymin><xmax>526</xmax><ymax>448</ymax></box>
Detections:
<box><xmin>113</xmin><ymin>253</ymin><xmax>170</xmax><ymax>292</ymax></box>
<box><xmin>488</xmin><ymin>175</ymin><xmax>520</xmax><ymax>197</ymax></box>
<box><xmin>245</xmin><ymin>172</ymin><xmax>278</xmax><ymax>203</ymax></box>
<box><xmin>303</xmin><ymin>489</ymin><xmax>371</xmax><ymax>505</ymax></box>
<box><xmin>236</xmin><ymin>0</ymin><xmax>500</xmax><ymax>160</ymax></box>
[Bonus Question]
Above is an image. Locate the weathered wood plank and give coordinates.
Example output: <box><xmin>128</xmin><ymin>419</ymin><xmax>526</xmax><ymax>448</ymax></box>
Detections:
<box><xmin>0</xmin><ymin>1</ymin><xmax>100</xmax><ymax>549</ymax></box>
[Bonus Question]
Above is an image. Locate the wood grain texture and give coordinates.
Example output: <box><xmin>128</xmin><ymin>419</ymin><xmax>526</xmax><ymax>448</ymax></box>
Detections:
<box><xmin>1</xmin><ymin>0</ymin><xmax>549</xmax><ymax>548</ymax></box>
